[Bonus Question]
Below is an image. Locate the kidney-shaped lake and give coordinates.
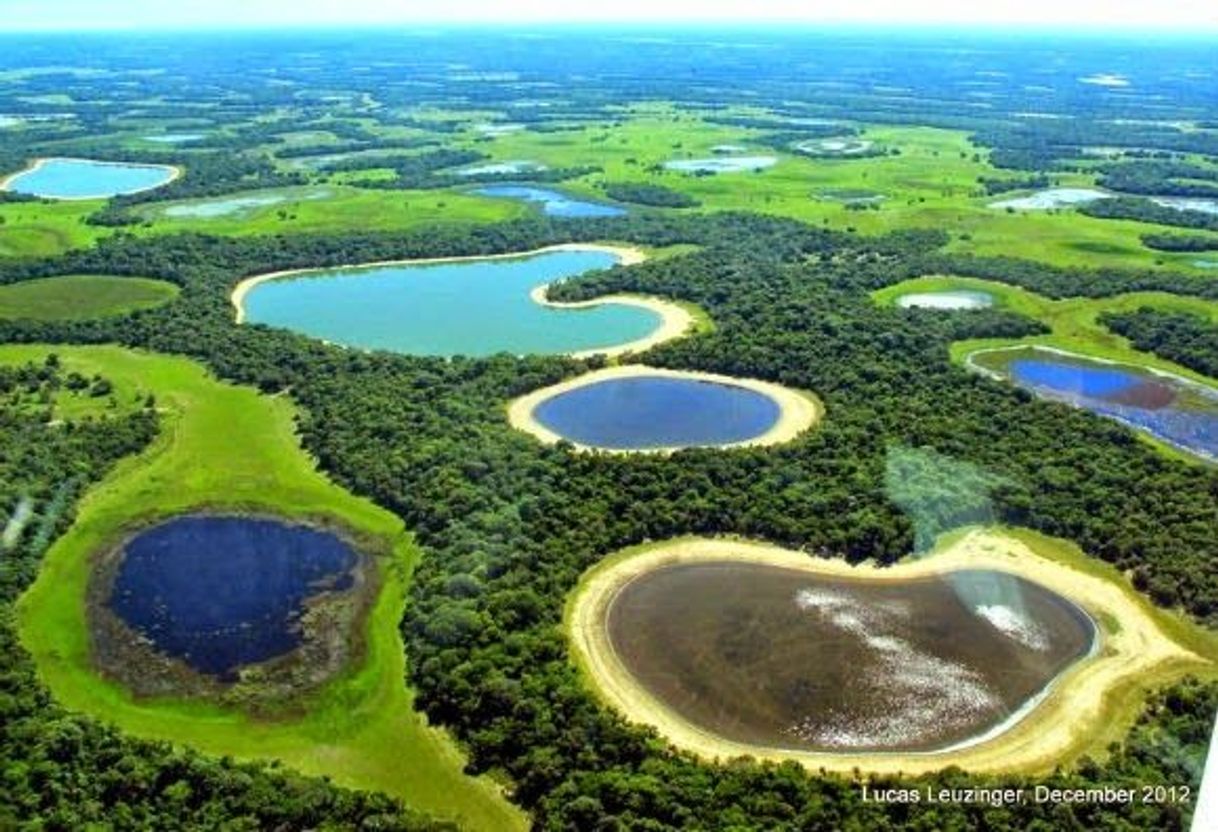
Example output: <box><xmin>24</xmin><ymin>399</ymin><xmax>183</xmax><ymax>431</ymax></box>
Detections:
<box><xmin>240</xmin><ymin>249</ymin><xmax>662</xmax><ymax>356</ymax></box>
<box><xmin>608</xmin><ymin>562</ymin><xmax>1094</xmax><ymax>752</ymax></box>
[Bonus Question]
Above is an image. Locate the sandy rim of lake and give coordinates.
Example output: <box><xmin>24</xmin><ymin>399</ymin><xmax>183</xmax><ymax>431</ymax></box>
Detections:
<box><xmin>0</xmin><ymin>156</ymin><xmax>183</xmax><ymax>201</ymax></box>
<box><xmin>228</xmin><ymin>242</ymin><xmax>689</xmax><ymax>359</ymax></box>
<box><xmin>564</xmin><ymin>528</ymin><xmax>1209</xmax><ymax>776</ymax></box>
<box><xmin>506</xmin><ymin>364</ymin><xmax>823</xmax><ymax>454</ymax></box>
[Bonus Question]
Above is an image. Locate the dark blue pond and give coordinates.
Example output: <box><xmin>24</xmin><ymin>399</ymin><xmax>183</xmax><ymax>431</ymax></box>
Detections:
<box><xmin>977</xmin><ymin>347</ymin><xmax>1218</xmax><ymax>461</ymax></box>
<box><xmin>533</xmin><ymin>376</ymin><xmax>782</xmax><ymax>450</ymax></box>
<box><xmin>107</xmin><ymin>516</ymin><xmax>357</xmax><ymax>677</ymax></box>
<box><xmin>475</xmin><ymin>185</ymin><xmax>626</xmax><ymax>218</ymax></box>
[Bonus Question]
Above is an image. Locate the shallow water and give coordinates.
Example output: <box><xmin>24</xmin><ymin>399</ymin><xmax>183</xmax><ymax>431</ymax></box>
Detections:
<box><xmin>474</xmin><ymin>184</ymin><xmax>625</xmax><ymax>217</ymax></box>
<box><xmin>974</xmin><ymin>346</ymin><xmax>1218</xmax><ymax>459</ymax></box>
<box><xmin>1151</xmin><ymin>196</ymin><xmax>1218</xmax><ymax>216</ymax></box>
<box><xmin>458</xmin><ymin>160</ymin><xmax>545</xmax><ymax>176</ymax></box>
<box><xmin>107</xmin><ymin>516</ymin><xmax>357</xmax><ymax>677</ymax></box>
<box><xmin>4</xmin><ymin>158</ymin><xmax>176</xmax><ymax>199</ymax></box>
<box><xmin>794</xmin><ymin>138</ymin><xmax>874</xmax><ymax>156</ymax></box>
<box><xmin>607</xmin><ymin>563</ymin><xmax>1093</xmax><ymax>752</ymax></box>
<box><xmin>533</xmin><ymin>376</ymin><xmax>781</xmax><ymax>449</ymax></box>
<box><xmin>664</xmin><ymin>156</ymin><xmax>777</xmax><ymax>173</ymax></box>
<box><xmin>143</xmin><ymin>133</ymin><xmax>202</xmax><ymax>144</ymax></box>
<box><xmin>244</xmin><ymin>249</ymin><xmax>658</xmax><ymax>356</ymax></box>
<box><xmin>989</xmin><ymin>188</ymin><xmax>1110</xmax><ymax>210</ymax></box>
<box><xmin>896</xmin><ymin>290</ymin><xmax>993</xmax><ymax>310</ymax></box>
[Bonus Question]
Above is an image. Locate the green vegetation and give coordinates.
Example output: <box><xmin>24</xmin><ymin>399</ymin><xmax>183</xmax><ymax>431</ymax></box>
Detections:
<box><xmin>0</xmin><ymin>355</ymin><xmax>451</xmax><ymax>831</ymax></box>
<box><xmin>5</xmin><ymin>344</ymin><xmax>523</xmax><ymax>832</ymax></box>
<box><xmin>0</xmin><ymin>275</ymin><xmax>178</xmax><ymax>321</ymax></box>
<box><xmin>874</xmin><ymin>273</ymin><xmax>1218</xmax><ymax>385</ymax></box>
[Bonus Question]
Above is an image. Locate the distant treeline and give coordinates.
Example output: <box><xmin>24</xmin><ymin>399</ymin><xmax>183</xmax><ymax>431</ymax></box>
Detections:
<box><xmin>1081</xmin><ymin>197</ymin><xmax>1218</xmax><ymax>233</ymax></box>
<box><xmin>1101</xmin><ymin>307</ymin><xmax>1218</xmax><ymax>380</ymax></box>
<box><xmin>601</xmin><ymin>181</ymin><xmax>700</xmax><ymax>208</ymax></box>
<box><xmin>1141</xmin><ymin>232</ymin><xmax>1218</xmax><ymax>253</ymax></box>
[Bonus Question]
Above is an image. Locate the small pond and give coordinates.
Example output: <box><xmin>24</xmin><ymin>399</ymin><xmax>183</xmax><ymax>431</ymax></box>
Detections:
<box><xmin>896</xmin><ymin>290</ymin><xmax>994</xmax><ymax>310</ymax></box>
<box><xmin>143</xmin><ymin>134</ymin><xmax>203</xmax><ymax>144</ymax></box>
<box><xmin>971</xmin><ymin>346</ymin><xmax>1218</xmax><ymax>460</ymax></box>
<box><xmin>989</xmin><ymin>188</ymin><xmax>1110</xmax><ymax>210</ymax></box>
<box><xmin>794</xmin><ymin>137</ymin><xmax>874</xmax><ymax>156</ymax></box>
<box><xmin>1151</xmin><ymin>196</ymin><xmax>1218</xmax><ymax>216</ymax></box>
<box><xmin>458</xmin><ymin>160</ymin><xmax>547</xmax><ymax>176</ymax></box>
<box><xmin>162</xmin><ymin>189</ymin><xmax>330</xmax><ymax>219</ymax></box>
<box><xmin>532</xmin><ymin>375</ymin><xmax>782</xmax><ymax>450</ymax></box>
<box><xmin>4</xmin><ymin>157</ymin><xmax>178</xmax><ymax>200</ymax></box>
<box><xmin>664</xmin><ymin>156</ymin><xmax>777</xmax><ymax>173</ymax></box>
<box><xmin>607</xmin><ymin>562</ymin><xmax>1094</xmax><ymax>752</ymax></box>
<box><xmin>105</xmin><ymin>515</ymin><xmax>358</xmax><ymax>678</ymax></box>
<box><xmin>474</xmin><ymin>184</ymin><xmax>625</xmax><ymax>217</ymax></box>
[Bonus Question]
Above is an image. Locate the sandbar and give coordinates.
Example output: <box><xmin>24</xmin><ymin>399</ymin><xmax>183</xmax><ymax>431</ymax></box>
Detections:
<box><xmin>565</xmin><ymin>529</ymin><xmax>1208</xmax><ymax>775</ymax></box>
<box><xmin>1</xmin><ymin>156</ymin><xmax>183</xmax><ymax>201</ymax></box>
<box><xmin>507</xmin><ymin>364</ymin><xmax>822</xmax><ymax>453</ymax></box>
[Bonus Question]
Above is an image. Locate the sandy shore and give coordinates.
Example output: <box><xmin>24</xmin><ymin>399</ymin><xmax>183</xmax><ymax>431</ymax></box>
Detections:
<box><xmin>565</xmin><ymin>529</ymin><xmax>1208</xmax><ymax>775</ymax></box>
<box><xmin>228</xmin><ymin>243</ymin><xmax>661</xmax><ymax>353</ymax></box>
<box><xmin>507</xmin><ymin>364</ymin><xmax>822</xmax><ymax>453</ymax></box>
<box><xmin>0</xmin><ymin>156</ymin><xmax>183</xmax><ymax>201</ymax></box>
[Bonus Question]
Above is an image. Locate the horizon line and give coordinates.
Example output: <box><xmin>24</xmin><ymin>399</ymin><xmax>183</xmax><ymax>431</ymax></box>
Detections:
<box><xmin>2</xmin><ymin>21</ymin><xmax>1218</xmax><ymax>36</ymax></box>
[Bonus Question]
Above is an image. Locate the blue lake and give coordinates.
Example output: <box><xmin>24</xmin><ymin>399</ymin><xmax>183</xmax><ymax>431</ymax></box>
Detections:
<box><xmin>243</xmin><ymin>249</ymin><xmax>659</xmax><ymax>356</ymax></box>
<box><xmin>533</xmin><ymin>376</ymin><xmax>782</xmax><ymax>450</ymax></box>
<box><xmin>474</xmin><ymin>185</ymin><xmax>625</xmax><ymax>217</ymax></box>
<box><xmin>107</xmin><ymin>516</ymin><xmax>357</xmax><ymax>678</ymax></box>
<box><xmin>4</xmin><ymin>157</ymin><xmax>177</xmax><ymax>199</ymax></box>
<box><xmin>975</xmin><ymin>347</ymin><xmax>1218</xmax><ymax>460</ymax></box>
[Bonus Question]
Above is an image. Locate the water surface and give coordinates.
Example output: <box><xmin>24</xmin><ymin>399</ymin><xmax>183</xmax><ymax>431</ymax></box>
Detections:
<box><xmin>897</xmin><ymin>290</ymin><xmax>993</xmax><ymax>310</ymax></box>
<box><xmin>989</xmin><ymin>188</ymin><xmax>1110</xmax><ymax>210</ymax></box>
<box><xmin>244</xmin><ymin>249</ymin><xmax>658</xmax><ymax>356</ymax></box>
<box><xmin>1151</xmin><ymin>196</ymin><xmax>1218</xmax><ymax>216</ymax></box>
<box><xmin>664</xmin><ymin>156</ymin><xmax>777</xmax><ymax>173</ymax></box>
<box><xmin>608</xmin><ymin>563</ymin><xmax>1093</xmax><ymax>752</ymax></box>
<box><xmin>973</xmin><ymin>346</ymin><xmax>1218</xmax><ymax>460</ymax></box>
<box><xmin>475</xmin><ymin>184</ymin><xmax>625</xmax><ymax>217</ymax></box>
<box><xmin>533</xmin><ymin>376</ymin><xmax>781</xmax><ymax>450</ymax></box>
<box><xmin>4</xmin><ymin>158</ymin><xmax>176</xmax><ymax>199</ymax></box>
<box><xmin>107</xmin><ymin>515</ymin><xmax>357</xmax><ymax>677</ymax></box>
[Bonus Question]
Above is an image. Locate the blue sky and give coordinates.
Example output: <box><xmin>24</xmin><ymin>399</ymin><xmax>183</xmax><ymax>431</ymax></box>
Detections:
<box><xmin>4</xmin><ymin>0</ymin><xmax>1217</xmax><ymax>31</ymax></box>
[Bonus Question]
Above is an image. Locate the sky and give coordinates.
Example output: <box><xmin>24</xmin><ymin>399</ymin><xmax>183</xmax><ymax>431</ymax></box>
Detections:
<box><xmin>2</xmin><ymin>0</ymin><xmax>1217</xmax><ymax>32</ymax></box>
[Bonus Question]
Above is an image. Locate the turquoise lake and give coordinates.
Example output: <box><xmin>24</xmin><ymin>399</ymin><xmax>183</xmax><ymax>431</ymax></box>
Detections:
<box><xmin>4</xmin><ymin>157</ymin><xmax>177</xmax><ymax>199</ymax></box>
<box><xmin>534</xmin><ymin>376</ymin><xmax>781</xmax><ymax>450</ymax></box>
<box><xmin>243</xmin><ymin>249</ymin><xmax>660</xmax><ymax>356</ymax></box>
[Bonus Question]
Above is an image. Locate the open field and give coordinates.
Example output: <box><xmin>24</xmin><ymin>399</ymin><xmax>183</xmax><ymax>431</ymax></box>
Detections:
<box><xmin>5</xmin><ymin>344</ymin><xmax>526</xmax><ymax>832</ymax></box>
<box><xmin>0</xmin><ymin>274</ymin><xmax>178</xmax><ymax>320</ymax></box>
<box><xmin>565</xmin><ymin>527</ymin><xmax>1218</xmax><ymax>776</ymax></box>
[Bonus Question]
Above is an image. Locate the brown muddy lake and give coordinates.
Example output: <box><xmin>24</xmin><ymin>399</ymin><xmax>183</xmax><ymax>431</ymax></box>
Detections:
<box><xmin>606</xmin><ymin>563</ymin><xmax>1095</xmax><ymax>753</ymax></box>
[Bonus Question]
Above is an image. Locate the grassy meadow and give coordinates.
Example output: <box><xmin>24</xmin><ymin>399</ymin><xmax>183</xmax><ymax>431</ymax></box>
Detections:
<box><xmin>0</xmin><ymin>274</ymin><xmax>178</xmax><ymax>320</ymax></box>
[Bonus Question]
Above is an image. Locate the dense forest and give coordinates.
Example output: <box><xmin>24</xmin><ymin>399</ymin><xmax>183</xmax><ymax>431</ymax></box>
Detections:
<box><xmin>1102</xmin><ymin>307</ymin><xmax>1218</xmax><ymax>380</ymax></box>
<box><xmin>0</xmin><ymin>209</ymin><xmax>1215</xmax><ymax>828</ymax></box>
<box><xmin>600</xmin><ymin>182</ymin><xmax>699</xmax><ymax>208</ymax></box>
<box><xmin>0</xmin><ymin>359</ymin><xmax>449</xmax><ymax>831</ymax></box>
<box><xmin>1141</xmin><ymin>232</ymin><xmax>1218</xmax><ymax>253</ymax></box>
<box><xmin>1081</xmin><ymin>197</ymin><xmax>1218</xmax><ymax>232</ymax></box>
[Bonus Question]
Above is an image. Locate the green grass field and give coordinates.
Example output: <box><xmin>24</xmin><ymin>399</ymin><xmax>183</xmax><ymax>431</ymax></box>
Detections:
<box><xmin>4</xmin><ymin>111</ymin><xmax>1216</xmax><ymax>277</ymax></box>
<box><xmin>874</xmin><ymin>274</ymin><xmax>1218</xmax><ymax>383</ymax></box>
<box><xmin>6</xmin><ymin>344</ymin><xmax>525</xmax><ymax>832</ymax></box>
<box><xmin>874</xmin><ymin>275</ymin><xmax>1218</xmax><ymax>464</ymax></box>
<box><xmin>0</xmin><ymin>275</ymin><xmax>178</xmax><ymax>320</ymax></box>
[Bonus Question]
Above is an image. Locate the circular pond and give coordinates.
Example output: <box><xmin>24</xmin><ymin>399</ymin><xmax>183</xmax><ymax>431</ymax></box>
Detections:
<box><xmin>896</xmin><ymin>290</ymin><xmax>994</xmax><ymax>310</ymax></box>
<box><xmin>606</xmin><ymin>561</ymin><xmax>1094</xmax><ymax>753</ymax></box>
<box><xmin>509</xmin><ymin>367</ymin><xmax>819</xmax><ymax>452</ymax></box>
<box><xmin>90</xmin><ymin>515</ymin><xmax>370</xmax><ymax>697</ymax></box>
